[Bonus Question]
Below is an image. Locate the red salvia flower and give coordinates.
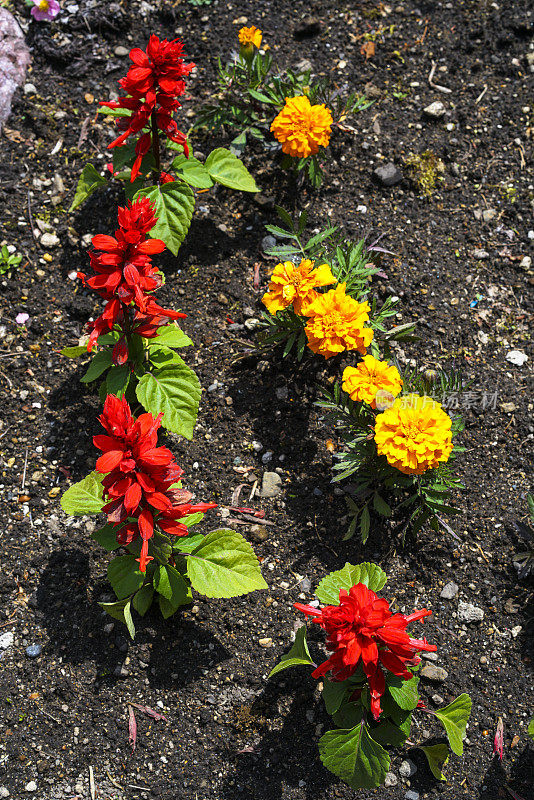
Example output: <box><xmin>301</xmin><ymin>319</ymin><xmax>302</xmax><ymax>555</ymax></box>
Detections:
<box><xmin>94</xmin><ymin>395</ymin><xmax>216</xmax><ymax>571</ymax></box>
<box><xmin>295</xmin><ymin>583</ymin><xmax>437</xmax><ymax>720</ymax></box>
<box><xmin>79</xmin><ymin>197</ymin><xmax>187</xmax><ymax>358</ymax></box>
<box><xmin>100</xmin><ymin>35</ymin><xmax>194</xmax><ymax>154</ymax></box>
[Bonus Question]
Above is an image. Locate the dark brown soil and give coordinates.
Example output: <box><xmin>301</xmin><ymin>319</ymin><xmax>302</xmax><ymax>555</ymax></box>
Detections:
<box><xmin>0</xmin><ymin>1</ymin><xmax>533</xmax><ymax>799</ymax></box>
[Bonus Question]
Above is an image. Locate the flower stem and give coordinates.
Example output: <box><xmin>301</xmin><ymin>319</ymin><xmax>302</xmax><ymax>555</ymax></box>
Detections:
<box><xmin>151</xmin><ymin>114</ymin><xmax>161</xmax><ymax>181</ymax></box>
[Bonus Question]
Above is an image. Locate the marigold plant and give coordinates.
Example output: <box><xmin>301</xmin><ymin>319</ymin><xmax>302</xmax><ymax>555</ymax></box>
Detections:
<box><xmin>270</xmin><ymin>563</ymin><xmax>472</xmax><ymax>789</ymax></box>
<box><xmin>238</xmin><ymin>25</ymin><xmax>262</xmax><ymax>50</ymax></box>
<box><xmin>318</xmin><ymin>366</ymin><xmax>465</xmax><ymax>541</ymax></box>
<box><xmin>259</xmin><ymin>207</ymin><xmax>415</xmax><ymax>361</ymax></box>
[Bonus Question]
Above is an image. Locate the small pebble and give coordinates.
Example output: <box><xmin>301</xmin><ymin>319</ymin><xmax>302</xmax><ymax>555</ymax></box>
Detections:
<box><xmin>440</xmin><ymin>581</ymin><xmax>458</xmax><ymax>599</ymax></box>
<box><xmin>424</xmin><ymin>100</ymin><xmax>446</xmax><ymax>118</ymax></box>
<box><xmin>458</xmin><ymin>601</ymin><xmax>484</xmax><ymax>623</ymax></box>
<box><xmin>24</xmin><ymin>783</ymin><xmax>37</xmax><ymax>793</ymax></box>
<box><xmin>399</xmin><ymin>759</ymin><xmax>417</xmax><ymax>778</ymax></box>
<box><xmin>384</xmin><ymin>772</ymin><xmax>398</xmax><ymax>787</ymax></box>
<box><xmin>25</xmin><ymin>644</ymin><xmax>42</xmax><ymax>659</ymax></box>
<box><xmin>420</xmin><ymin>663</ymin><xmax>448</xmax><ymax>682</ymax></box>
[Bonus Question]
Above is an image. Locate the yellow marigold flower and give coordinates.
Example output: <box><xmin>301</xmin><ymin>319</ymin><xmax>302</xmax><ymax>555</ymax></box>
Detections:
<box><xmin>342</xmin><ymin>356</ymin><xmax>403</xmax><ymax>409</ymax></box>
<box><xmin>270</xmin><ymin>96</ymin><xmax>333</xmax><ymax>159</ymax></box>
<box><xmin>374</xmin><ymin>393</ymin><xmax>453</xmax><ymax>476</ymax></box>
<box><xmin>262</xmin><ymin>258</ymin><xmax>335</xmax><ymax>316</ymax></box>
<box><xmin>238</xmin><ymin>25</ymin><xmax>262</xmax><ymax>48</ymax></box>
<box><xmin>304</xmin><ymin>283</ymin><xmax>374</xmax><ymax>359</ymax></box>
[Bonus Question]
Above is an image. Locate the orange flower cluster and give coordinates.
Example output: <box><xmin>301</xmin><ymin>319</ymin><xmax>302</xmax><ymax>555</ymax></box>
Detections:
<box><xmin>374</xmin><ymin>393</ymin><xmax>453</xmax><ymax>475</ymax></box>
<box><xmin>271</xmin><ymin>96</ymin><xmax>333</xmax><ymax>159</ymax></box>
<box><xmin>304</xmin><ymin>284</ymin><xmax>374</xmax><ymax>359</ymax></box>
<box><xmin>262</xmin><ymin>258</ymin><xmax>335</xmax><ymax>315</ymax></box>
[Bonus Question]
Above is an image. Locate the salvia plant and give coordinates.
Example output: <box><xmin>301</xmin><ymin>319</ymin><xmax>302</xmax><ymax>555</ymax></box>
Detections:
<box><xmin>61</xmin><ymin>395</ymin><xmax>266</xmax><ymax>638</ymax></box>
<box><xmin>259</xmin><ymin>206</ymin><xmax>416</xmax><ymax>360</ymax></box>
<box><xmin>194</xmin><ymin>26</ymin><xmax>371</xmax><ymax>186</ymax></box>
<box><xmin>270</xmin><ymin>562</ymin><xmax>472</xmax><ymax>789</ymax></box>
<box><xmin>60</xmin><ymin>35</ymin><xmax>267</xmax><ymax>637</ymax></box>
<box><xmin>70</xmin><ymin>35</ymin><xmax>258</xmax><ymax>255</ymax></box>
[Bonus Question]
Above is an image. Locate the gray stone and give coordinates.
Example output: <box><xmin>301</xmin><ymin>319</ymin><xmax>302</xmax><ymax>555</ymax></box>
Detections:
<box><xmin>440</xmin><ymin>581</ymin><xmax>458</xmax><ymax>599</ymax></box>
<box><xmin>249</xmin><ymin>524</ymin><xmax>268</xmax><ymax>543</ymax></box>
<box><xmin>25</xmin><ymin>644</ymin><xmax>42</xmax><ymax>658</ymax></box>
<box><xmin>482</xmin><ymin>208</ymin><xmax>496</xmax><ymax>222</ymax></box>
<box><xmin>295</xmin><ymin>58</ymin><xmax>313</xmax><ymax>73</ymax></box>
<box><xmin>473</xmin><ymin>249</ymin><xmax>490</xmax><ymax>260</ymax></box>
<box><xmin>23</xmin><ymin>83</ymin><xmax>37</xmax><ymax>95</ymax></box>
<box><xmin>24</xmin><ymin>783</ymin><xmax>37</xmax><ymax>793</ymax></box>
<box><xmin>519</xmin><ymin>256</ymin><xmax>531</xmax><ymax>270</ymax></box>
<box><xmin>420</xmin><ymin>663</ymin><xmax>449</xmax><ymax>682</ymax></box>
<box><xmin>260</xmin><ymin>472</ymin><xmax>282</xmax><ymax>498</ymax></box>
<box><xmin>0</xmin><ymin>788</ymin><xmax>9</xmax><ymax>798</ymax></box>
<box><xmin>299</xmin><ymin>577</ymin><xmax>312</xmax><ymax>592</ymax></box>
<box><xmin>261</xmin><ymin>235</ymin><xmax>276</xmax><ymax>251</ymax></box>
<box><xmin>40</xmin><ymin>232</ymin><xmax>60</xmax><ymax>248</ymax></box>
<box><xmin>275</xmin><ymin>386</ymin><xmax>288</xmax><ymax>400</ymax></box>
<box><xmin>399</xmin><ymin>759</ymin><xmax>417</xmax><ymax>778</ymax></box>
<box><xmin>384</xmin><ymin>772</ymin><xmax>398</xmax><ymax>787</ymax></box>
<box><xmin>261</xmin><ymin>450</ymin><xmax>273</xmax><ymax>464</ymax></box>
<box><xmin>244</xmin><ymin>318</ymin><xmax>261</xmax><ymax>331</ymax></box>
<box><xmin>424</xmin><ymin>100</ymin><xmax>446</xmax><ymax>118</ymax></box>
<box><xmin>374</xmin><ymin>163</ymin><xmax>403</xmax><ymax>187</ymax></box>
<box><xmin>432</xmin><ymin>693</ymin><xmax>444</xmax><ymax>705</ymax></box>
<box><xmin>114</xmin><ymin>45</ymin><xmax>129</xmax><ymax>56</ymax></box>
<box><xmin>405</xmin><ymin>792</ymin><xmax>419</xmax><ymax>800</ymax></box>
<box><xmin>0</xmin><ymin>632</ymin><xmax>14</xmax><ymax>650</ymax></box>
<box><xmin>458</xmin><ymin>601</ymin><xmax>484</xmax><ymax>623</ymax></box>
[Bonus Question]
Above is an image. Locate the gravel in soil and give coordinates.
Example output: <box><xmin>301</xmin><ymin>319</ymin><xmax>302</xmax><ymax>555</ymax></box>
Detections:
<box><xmin>0</xmin><ymin>1</ymin><xmax>533</xmax><ymax>798</ymax></box>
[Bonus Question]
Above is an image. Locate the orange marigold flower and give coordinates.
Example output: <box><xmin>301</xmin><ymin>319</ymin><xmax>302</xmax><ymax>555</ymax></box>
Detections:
<box><xmin>271</xmin><ymin>96</ymin><xmax>333</xmax><ymax>159</ymax></box>
<box><xmin>304</xmin><ymin>283</ymin><xmax>374</xmax><ymax>359</ymax></box>
<box><xmin>238</xmin><ymin>25</ymin><xmax>262</xmax><ymax>48</ymax></box>
<box><xmin>262</xmin><ymin>258</ymin><xmax>335</xmax><ymax>316</ymax></box>
<box><xmin>342</xmin><ymin>356</ymin><xmax>403</xmax><ymax>409</ymax></box>
<box><xmin>374</xmin><ymin>393</ymin><xmax>453</xmax><ymax>475</ymax></box>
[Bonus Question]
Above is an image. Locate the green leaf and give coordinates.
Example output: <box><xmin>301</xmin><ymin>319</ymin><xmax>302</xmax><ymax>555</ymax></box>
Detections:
<box><xmin>106</xmin><ymin>364</ymin><xmax>130</xmax><ymax>398</ymax></box>
<box><xmin>386</xmin><ymin>674</ymin><xmax>420</xmax><ymax>711</ymax></box>
<box><xmin>80</xmin><ymin>349</ymin><xmax>113</xmax><ymax>383</ymax></box>
<box><xmin>322</xmin><ymin>679</ymin><xmax>351</xmax><ymax>716</ymax></box>
<box><xmin>61</xmin><ymin>472</ymin><xmax>104</xmax><ymax>516</ymax></box>
<box><xmin>107</xmin><ymin>555</ymin><xmax>146</xmax><ymax>600</ymax></box>
<box><xmin>373</xmin><ymin>493</ymin><xmax>392</xmax><ymax>517</ymax></box>
<box><xmin>148</xmin><ymin>346</ymin><xmax>183</xmax><ymax>369</ymax></box>
<box><xmin>179</xmin><ymin>512</ymin><xmax>204</xmax><ymax>528</ymax></box>
<box><xmin>69</xmin><ymin>163</ymin><xmax>106</xmax><ymax>212</ymax></box>
<box><xmin>61</xmin><ymin>345</ymin><xmax>87</xmax><ymax>358</ymax></box>
<box><xmin>173</xmin><ymin>533</ymin><xmax>205</xmax><ymax>553</ymax></box>
<box><xmin>98</xmin><ymin>106</ymin><xmax>132</xmax><ymax>118</ymax></box>
<box><xmin>99</xmin><ymin>598</ymin><xmax>135</xmax><ymax>640</ymax></box>
<box><xmin>157</xmin><ymin>565</ymin><xmax>192</xmax><ymax>618</ymax></box>
<box><xmin>146</xmin><ymin>324</ymin><xmax>193</xmax><ymax>349</ymax></box>
<box><xmin>134</xmin><ymin>183</ymin><xmax>195</xmax><ymax>256</ymax></box>
<box><xmin>434</xmin><ymin>694</ymin><xmax>472</xmax><ymax>756</ymax></box>
<box><xmin>268</xmin><ymin>626</ymin><xmax>314</xmax><ymax>678</ymax></box>
<box><xmin>136</xmin><ymin>360</ymin><xmax>201</xmax><ymax>440</ymax></box>
<box><xmin>318</xmin><ymin>723</ymin><xmax>390</xmax><ymax>790</ymax></box>
<box><xmin>369</xmin><ymin>720</ymin><xmax>409</xmax><ymax>748</ymax></box>
<box><xmin>187</xmin><ymin>528</ymin><xmax>267</xmax><ymax>598</ymax></box>
<box><xmin>420</xmin><ymin>743</ymin><xmax>449</xmax><ymax>780</ymax></box>
<box><xmin>172</xmin><ymin>154</ymin><xmax>214</xmax><ymax>188</ymax></box>
<box><xmin>153</xmin><ymin>564</ymin><xmax>172</xmax><ymax>600</ymax></box>
<box><xmin>316</xmin><ymin>562</ymin><xmax>387</xmax><ymax>606</ymax></box>
<box><xmin>204</xmin><ymin>147</ymin><xmax>259</xmax><ymax>192</ymax></box>
<box><xmin>91</xmin><ymin>523</ymin><xmax>120</xmax><ymax>551</ymax></box>
<box><xmin>528</xmin><ymin>717</ymin><xmax>534</xmax><ymax>741</ymax></box>
<box><xmin>332</xmin><ymin>700</ymin><xmax>365</xmax><ymax>729</ymax></box>
<box><xmin>132</xmin><ymin>584</ymin><xmax>154</xmax><ymax>617</ymax></box>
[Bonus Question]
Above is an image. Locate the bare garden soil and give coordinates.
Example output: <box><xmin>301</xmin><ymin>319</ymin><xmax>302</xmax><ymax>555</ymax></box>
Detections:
<box><xmin>0</xmin><ymin>1</ymin><xmax>533</xmax><ymax>798</ymax></box>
